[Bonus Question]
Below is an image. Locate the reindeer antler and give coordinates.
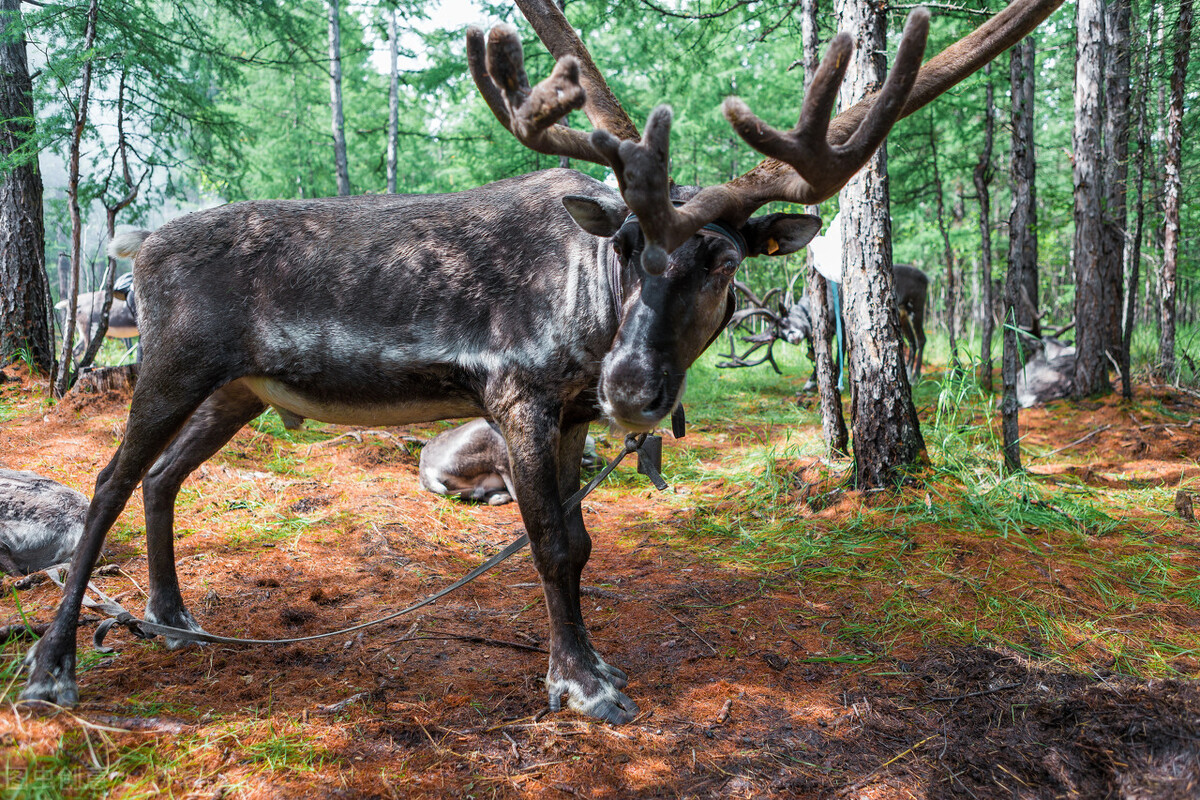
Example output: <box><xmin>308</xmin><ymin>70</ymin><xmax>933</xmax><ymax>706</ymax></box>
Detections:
<box><xmin>600</xmin><ymin>10</ymin><xmax>928</xmax><ymax>273</ymax></box>
<box><xmin>473</xmin><ymin>0</ymin><xmax>1064</xmax><ymax>269</ymax></box>
<box><xmin>467</xmin><ymin>24</ymin><xmax>601</xmax><ymax>164</ymax></box>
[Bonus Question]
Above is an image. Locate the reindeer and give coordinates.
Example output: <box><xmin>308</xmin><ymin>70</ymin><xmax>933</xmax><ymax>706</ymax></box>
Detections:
<box><xmin>54</xmin><ymin>289</ymin><xmax>139</xmax><ymax>358</ymax></box>
<box><xmin>419</xmin><ymin>418</ymin><xmax>604</xmax><ymax>506</ymax></box>
<box><xmin>23</xmin><ymin>0</ymin><xmax>1063</xmax><ymax>723</ymax></box>
<box><xmin>783</xmin><ymin>263</ymin><xmax>930</xmax><ymax>386</ymax></box>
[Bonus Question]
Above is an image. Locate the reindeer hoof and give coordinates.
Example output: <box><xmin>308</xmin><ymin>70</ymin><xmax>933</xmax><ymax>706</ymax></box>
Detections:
<box><xmin>144</xmin><ymin>605</ymin><xmax>207</xmax><ymax>650</ymax></box>
<box><xmin>546</xmin><ymin>660</ymin><xmax>639</xmax><ymax>725</ymax></box>
<box><xmin>20</xmin><ymin>640</ymin><xmax>80</xmax><ymax>707</ymax></box>
<box><xmin>595</xmin><ymin>657</ymin><xmax>628</xmax><ymax>688</ymax></box>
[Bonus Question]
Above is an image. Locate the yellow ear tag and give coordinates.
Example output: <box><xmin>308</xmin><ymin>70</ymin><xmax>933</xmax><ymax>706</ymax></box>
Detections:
<box><xmin>767</xmin><ymin>237</ymin><xmax>780</xmax><ymax>255</ymax></box>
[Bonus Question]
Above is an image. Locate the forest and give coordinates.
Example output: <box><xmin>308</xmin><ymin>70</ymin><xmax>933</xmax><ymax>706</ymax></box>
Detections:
<box><xmin>1</xmin><ymin>0</ymin><xmax>1199</xmax><ymax>797</ymax></box>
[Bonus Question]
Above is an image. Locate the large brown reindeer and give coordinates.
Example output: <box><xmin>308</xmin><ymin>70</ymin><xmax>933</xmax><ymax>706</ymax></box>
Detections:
<box><xmin>23</xmin><ymin>0</ymin><xmax>1062</xmax><ymax>723</ymax></box>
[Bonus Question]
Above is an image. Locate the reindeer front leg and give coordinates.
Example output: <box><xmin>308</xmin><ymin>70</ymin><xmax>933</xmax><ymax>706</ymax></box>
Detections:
<box><xmin>493</xmin><ymin>401</ymin><xmax>638</xmax><ymax>725</ymax></box>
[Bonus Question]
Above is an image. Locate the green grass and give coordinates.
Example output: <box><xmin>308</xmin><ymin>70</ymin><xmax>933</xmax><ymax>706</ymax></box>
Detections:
<box><xmin>644</xmin><ymin>344</ymin><xmax>1200</xmax><ymax>677</ymax></box>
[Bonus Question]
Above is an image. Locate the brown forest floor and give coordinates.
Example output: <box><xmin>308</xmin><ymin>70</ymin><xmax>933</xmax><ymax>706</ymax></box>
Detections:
<box><xmin>2</xmin><ymin>361</ymin><xmax>1200</xmax><ymax>799</ymax></box>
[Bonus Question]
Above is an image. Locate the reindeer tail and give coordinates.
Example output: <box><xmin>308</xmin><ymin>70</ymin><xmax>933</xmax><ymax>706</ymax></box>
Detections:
<box><xmin>108</xmin><ymin>230</ymin><xmax>151</xmax><ymax>260</ymax></box>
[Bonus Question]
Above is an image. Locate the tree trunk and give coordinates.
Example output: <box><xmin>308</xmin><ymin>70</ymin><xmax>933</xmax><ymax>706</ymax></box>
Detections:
<box><xmin>0</xmin><ymin>0</ymin><xmax>52</xmax><ymax>373</ymax></box>
<box><xmin>1102</xmin><ymin>0</ymin><xmax>1131</xmax><ymax>382</ymax></box>
<box><xmin>801</xmin><ymin>0</ymin><xmax>847</xmax><ymax>456</ymax></box>
<box><xmin>78</xmin><ymin>71</ymin><xmax>140</xmax><ymax>372</ymax></box>
<box><xmin>1160</xmin><ymin>0</ymin><xmax>1192</xmax><ymax>378</ymax></box>
<box><xmin>386</xmin><ymin>5</ymin><xmax>399</xmax><ymax>194</ymax></box>
<box><xmin>54</xmin><ymin>0</ymin><xmax>99</xmax><ymax>398</ymax></box>
<box><xmin>1002</xmin><ymin>38</ymin><xmax>1039</xmax><ymax>471</ymax></box>
<box><xmin>1008</xmin><ymin>38</ymin><xmax>1039</xmax><ymax>342</ymax></box>
<box><xmin>1121</xmin><ymin>1</ymin><xmax>1154</xmax><ymax>399</ymax></box>
<box><xmin>929</xmin><ymin>118</ymin><xmax>958</xmax><ymax>367</ymax></box>
<box><xmin>975</xmin><ymin>65</ymin><xmax>996</xmax><ymax>392</ymax></box>
<box><xmin>835</xmin><ymin>0</ymin><xmax>924</xmax><ymax>487</ymax></box>
<box><xmin>328</xmin><ymin>0</ymin><xmax>351</xmax><ymax>196</ymax></box>
<box><xmin>1073</xmin><ymin>0</ymin><xmax>1109</xmax><ymax>398</ymax></box>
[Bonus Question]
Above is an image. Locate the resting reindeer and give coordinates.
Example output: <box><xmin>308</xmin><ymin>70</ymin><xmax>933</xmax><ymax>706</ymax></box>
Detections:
<box><xmin>420</xmin><ymin>419</ymin><xmax>604</xmax><ymax>506</ymax></box>
<box><xmin>784</xmin><ymin>263</ymin><xmax>929</xmax><ymax>387</ymax></box>
<box><xmin>23</xmin><ymin>0</ymin><xmax>1063</xmax><ymax>723</ymax></box>
<box><xmin>0</xmin><ymin>470</ymin><xmax>88</xmax><ymax>576</ymax></box>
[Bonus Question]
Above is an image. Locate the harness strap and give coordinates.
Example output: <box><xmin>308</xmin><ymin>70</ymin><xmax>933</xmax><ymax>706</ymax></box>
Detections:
<box><xmin>83</xmin><ymin>433</ymin><xmax>663</xmax><ymax>650</ymax></box>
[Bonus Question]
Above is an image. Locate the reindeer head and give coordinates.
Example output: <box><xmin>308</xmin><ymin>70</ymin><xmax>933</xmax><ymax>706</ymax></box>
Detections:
<box><xmin>469</xmin><ymin>0</ymin><xmax>1063</xmax><ymax>430</ymax></box>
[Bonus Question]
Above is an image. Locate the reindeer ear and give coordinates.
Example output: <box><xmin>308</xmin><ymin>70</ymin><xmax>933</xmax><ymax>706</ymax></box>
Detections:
<box><xmin>562</xmin><ymin>194</ymin><xmax>628</xmax><ymax>237</ymax></box>
<box><xmin>742</xmin><ymin>213</ymin><xmax>822</xmax><ymax>257</ymax></box>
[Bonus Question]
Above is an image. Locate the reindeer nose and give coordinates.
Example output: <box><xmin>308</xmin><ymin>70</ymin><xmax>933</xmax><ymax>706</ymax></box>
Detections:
<box><xmin>600</xmin><ymin>359</ymin><xmax>675</xmax><ymax>431</ymax></box>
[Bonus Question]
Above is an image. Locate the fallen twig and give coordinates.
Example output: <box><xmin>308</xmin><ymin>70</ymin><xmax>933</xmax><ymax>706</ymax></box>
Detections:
<box><xmin>836</xmin><ymin>734</ymin><xmax>942</xmax><ymax>797</ymax></box>
<box><xmin>1</xmin><ymin>614</ymin><xmax>99</xmax><ymax>644</ymax></box>
<box><xmin>314</xmin><ymin>692</ymin><xmax>369</xmax><ymax>715</ymax></box>
<box><xmin>84</xmin><ymin>714</ymin><xmax>193</xmax><ymax>735</ymax></box>
<box><xmin>0</xmin><ymin>621</ymin><xmax>48</xmax><ymax>643</ymax></box>
<box><xmin>399</xmin><ymin>629</ymin><xmax>547</xmax><ymax>654</ymax></box>
<box><xmin>1138</xmin><ymin>417</ymin><xmax>1200</xmax><ymax>431</ymax></box>
<box><xmin>1031</xmin><ymin>425</ymin><xmax>1112</xmax><ymax>460</ymax></box>
<box><xmin>657</xmin><ymin>604</ymin><xmax>718</xmax><ymax>654</ymax></box>
<box><xmin>922</xmin><ymin>682</ymin><xmax>1022</xmax><ymax>704</ymax></box>
<box><xmin>713</xmin><ymin>698</ymin><xmax>733</xmax><ymax>726</ymax></box>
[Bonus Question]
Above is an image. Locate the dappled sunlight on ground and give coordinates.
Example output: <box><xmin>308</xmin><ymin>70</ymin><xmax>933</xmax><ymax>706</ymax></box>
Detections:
<box><xmin>2</xmin><ymin>360</ymin><xmax>1199</xmax><ymax>797</ymax></box>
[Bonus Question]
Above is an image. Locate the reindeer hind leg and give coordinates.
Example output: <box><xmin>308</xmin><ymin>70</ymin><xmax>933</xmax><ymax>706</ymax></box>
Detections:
<box><xmin>141</xmin><ymin>380</ymin><xmax>267</xmax><ymax>648</ymax></box>
<box><xmin>21</xmin><ymin>363</ymin><xmax>229</xmax><ymax>706</ymax></box>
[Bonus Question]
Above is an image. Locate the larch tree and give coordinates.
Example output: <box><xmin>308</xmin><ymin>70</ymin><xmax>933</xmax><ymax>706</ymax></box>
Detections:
<box><xmin>328</xmin><ymin>0</ymin><xmax>351</xmax><ymax>196</ymax></box>
<box><xmin>53</xmin><ymin>0</ymin><xmax>100</xmax><ymax>399</ymax></box>
<box><xmin>1073</xmin><ymin>0</ymin><xmax>1109</xmax><ymax>398</ymax></box>
<box><xmin>1003</xmin><ymin>37</ymin><xmax>1038</xmax><ymax>472</ymax></box>
<box><xmin>1121</xmin><ymin>0</ymin><xmax>1155</xmax><ymax>398</ymax></box>
<box><xmin>386</xmin><ymin>3</ymin><xmax>400</xmax><ymax>194</ymax></box>
<box><xmin>975</xmin><ymin>64</ymin><xmax>996</xmax><ymax>392</ymax></box>
<box><xmin>1102</xmin><ymin>0</ymin><xmax>1131</xmax><ymax>386</ymax></box>
<box><xmin>802</xmin><ymin>0</ymin><xmax>847</xmax><ymax>456</ymax></box>
<box><xmin>0</xmin><ymin>0</ymin><xmax>52</xmax><ymax>372</ymax></box>
<box><xmin>929</xmin><ymin>117</ymin><xmax>959</xmax><ymax>366</ymax></box>
<box><xmin>834</xmin><ymin>0</ymin><xmax>925</xmax><ymax>486</ymax></box>
<box><xmin>1008</xmin><ymin>37</ymin><xmax>1039</xmax><ymax>340</ymax></box>
<box><xmin>1160</xmin><ymin>0</ymin><xmax>1193</xmax><ymax>378</ymax></box>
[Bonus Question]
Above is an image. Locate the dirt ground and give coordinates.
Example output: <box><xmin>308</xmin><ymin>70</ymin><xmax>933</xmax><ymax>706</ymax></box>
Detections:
<box><xmin>2</xmin><ymin>362</ymin><xmax>1199</xmax><ymax>799</ymax></box>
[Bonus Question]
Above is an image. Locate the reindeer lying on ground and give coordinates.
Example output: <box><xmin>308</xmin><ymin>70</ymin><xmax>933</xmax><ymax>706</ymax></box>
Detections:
<box><xmin>419</xmin><ymin>419</ymin><xmax>604</xmax><ymax>506</ymax></box>
<box><xmin>0</xmin><ymin>470</ymin><xmax>87</xmax><ymax>576</ymax></box>
<box><xmin>23</xmin><ymin>0</ymin><xmax>1063</xmax><ymax>723</ymax></box>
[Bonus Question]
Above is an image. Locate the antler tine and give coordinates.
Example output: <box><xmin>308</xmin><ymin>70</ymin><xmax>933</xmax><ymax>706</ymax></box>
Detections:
<box><xmin>722</xmin><ymin>8</ymin><xmax>930</xmax><ymax>205</ymax></box>
<box><xmin>592</xmin><ymin>105</ymin><xmax>717</xmax><ymax>275</ymax></box>
<box><xmin>467</xmin><ymin>25</ymin><xmax>608</xmax><ymax>165</ymax></box>
<box><xmin>585</xmin><ymin>11</ymin><xmax>928</xmax><ymax>271</ymax></box>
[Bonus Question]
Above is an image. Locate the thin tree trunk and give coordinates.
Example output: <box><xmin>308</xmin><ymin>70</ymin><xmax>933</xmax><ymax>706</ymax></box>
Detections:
<box><xmin>1073</xmin><ymin>0</ymin><xmax>1109</xmax><ymax>397</ymax></box>
<box><xmin>1008</xmin><ymin>38</ymin><xmax>1039</xmax><ymax>341</ymax></box>
<box><xmin>1159</xmin><ymin>0</ymin><xmax>1192</xmax><ymax>378</ymax></box>
<box><xmin>835</xmin><ymin>0</ymin><xmax>925</xmax><ymax>487</ymax></box>
<box><xmin>0</xmin><ymin>0</ymin><xmax>52</xmax><ymax>373</ymax></box>
<box><xmin>1103</xmin><ymin>0</ymin><xmax>1131</xmax><ymax>378</ymax></box>
<box><xmin>801</xmin><ymin>0</ymin><xmax>847</xmax><ymax>456</ymax></box>
<box><xmin>975</xmin><ymin>64</ymin><xmax>996</xmax><ymax>391</ymax></box>
<box><xmin>54</xmin><ymin>0</ymin><xmax>99</xmax><ymax>398</ymax></box>
<box><xmin>1003</xmin><ymin>38</ymin><xmax>1038</xmax><ymax>471</ymax></box>
<box><xmin>1121</xmin><ymin>0</ymin><xmax>1153</xmax><ymax>398</ymax></box>
<box><xmin>386</xmin><ymin>5</ymin><xmax>399</xmax><ymax>194</ymax></box>
<box><xmin>328</xmin><ymin>0</ymin><xmax>351</xmax><ymax>196</ymax></box>
<box><xmin>77</xmin><ymin>72</ymin><xmax>141</xmax><ymax>371</ymax></box>
<box><xmin>929</xmin><ymin>118</ymin><xmax>958</xmax><ymax>367</ymax></box>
